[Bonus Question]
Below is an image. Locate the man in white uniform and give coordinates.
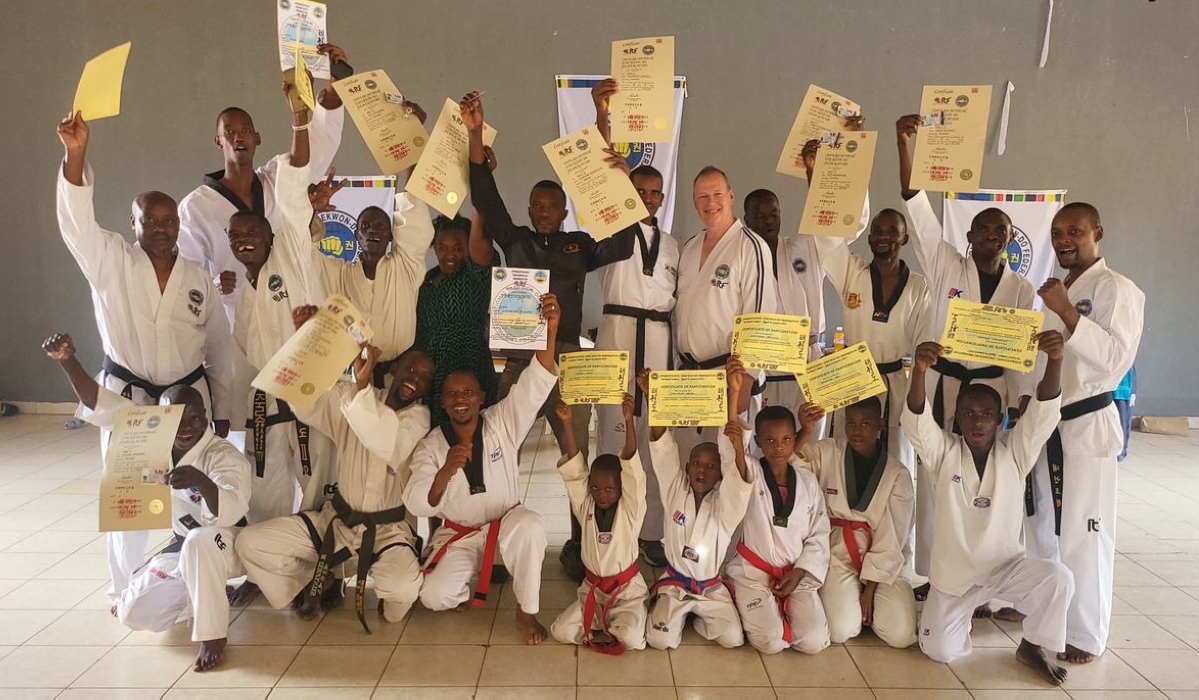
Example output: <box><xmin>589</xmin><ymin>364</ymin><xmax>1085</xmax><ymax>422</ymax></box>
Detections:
<box><xmin>56</xmin><ymin>111</ymin><xmax>233</xmax><ymax>601</ymax></box>
<box><xmin>178</xmin><ymin>44</ymin><xmax>349</xmax><ymax>326</ymax></box>
<box><xmin>903</xmin><ymin>335</ymin><xmax>1073</xmax><ymax>685</ymax></box>
<box><xmin>797</xmin><ymin>398</ymin><xmax>917</xmax><ymax>648</ymax></box>
<box><xmin>897</xmin><ymin>115</ymin><xmax>1036</xmax><ymax>589</ymax></box>
<box><xmin>237</xmin><ymin>334</ymin><xmax>433</xmax><ymax>632</ymax></box>
<box><xmin>1022</xmin><ymin>203</ymin><xmax>1145</xmax><ymax>663</ymax></box>
<box><xmin>405</xmin><ymin>294</ymin><xmax>563</xmax><ymax>645</ymax></box>
<box><xmin>550</xmin><ymin>395</ymin><xmax>648</xmax><ymax>652</ymax></box>
<box><xmin>44</xmin><ymin>334</ymin><xmax>249</xmax><ymax>673</ymax></box>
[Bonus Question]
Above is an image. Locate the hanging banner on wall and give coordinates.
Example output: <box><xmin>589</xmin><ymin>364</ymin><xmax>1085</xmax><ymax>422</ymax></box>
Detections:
<box><xmin>555</xmin><ymin>74</ymin><xmax>687</xmax><ymax>234</ymax></box>
<box><xmin>943</xmin><ymin>188</ymin><xmax>1066</xmax><ymax>291</ymax></box>
<box><xmin>315</xmin><ymin>176</ymin><xmax>396</xmax><ymax>263</ymax></box>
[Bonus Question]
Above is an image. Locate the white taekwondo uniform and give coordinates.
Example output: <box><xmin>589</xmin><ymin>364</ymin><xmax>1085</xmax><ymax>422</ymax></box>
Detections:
<box><xmin>1024</xmin><ymin>258</ymin><xmax>1144</xmax><ymax>657</ymax></box>
<box><xmin>550</xmin><ymin>451</ymin><xmax>649</xmax><ymax>650</ymax></box>
<box><xmin>800</xmin><ymin>438</ymin><xmax>917</xmax><ymax>648</ymax></box>
<box><xmin>405</xmin><ymin>360</ymin><xmax>558</xmax><ymax>614</ymax></box>
<box><xmin>646</xmin><ymin>430</ymin><xmax>752</xmax><ymax>650</ymax></box>
<box><xmin>903</xmin><ymin>394</ymin><xmax>1074</xmax><ymax>663</ymax></box>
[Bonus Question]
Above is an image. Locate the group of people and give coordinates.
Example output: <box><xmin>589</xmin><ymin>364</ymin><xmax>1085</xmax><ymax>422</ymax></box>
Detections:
<box><xmin>47</xmin><ymin>42</ymin><xmax>1144</xmax><ymax>686</ymax></box>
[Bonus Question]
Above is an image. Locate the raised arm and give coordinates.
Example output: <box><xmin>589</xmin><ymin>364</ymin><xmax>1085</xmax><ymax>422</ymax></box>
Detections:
<box><xmin>467</xmin><ymin>207</ymin><xmax>495</xmax><ymax>267</ymax></box>
<box><xmin>1039</xmin><ymin>277</ymin><xmax>1145</xmax><ymax>373</ymax></box>
<box><xmin>901</xmin><ymin>341</ymin><xmax>953</xmax><ymax>474</ymax></box>
<box><xmin>309</xmin><ymin>43</ymin><xmax>349</xmax><ymax>176</ymax></box>
<box><xmin>55</xmin><ymin>112</ymin><xmax>123</xmax><ymax>283</ymax></box>
<box><xmin>463</xmin><ymin>93</ymin><xmax>518</xmax><ymax>246</ymax></box>
<box><xmin>896</xmin><ymin>114</ymin><xmax>920</xmax><ymax>201</ymax></box>
<box><xmin>282</xmin><ymin>71</ymin><xmax>312</xmax><ymax>169</ymax></box>
<box><xmin>42</xmin><ymin>333</ymin><xmax>99</xmax><ymax>410</ymax></box>
<box><xmin>1009</xmin><ymin>331</ymin><xmax>1066</xmax><ymax>475</ymax></box>
<box><xmin>794</xmin><ymin>402</ymin><xmax>827</xmax><ymax>457</ymax></box>
<box><xmin>554</xmin><ymin>400</ymin><xmax>581</xmax><ymax>460</ymax></box>
<box><xmin>592</xmin><ymin>79</ymin><xmax>618</xmax><ymax>146</ymax></box>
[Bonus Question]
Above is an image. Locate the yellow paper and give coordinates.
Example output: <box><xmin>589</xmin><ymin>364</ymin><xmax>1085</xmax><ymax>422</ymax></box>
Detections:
<box><xmin>251</xmin><ymin>294</ymin><xmax>373</xmax><ymax>411</ymax></box>
<box><xmin>335</xmin><ymin>70</ymin><xmax>429</xmax><ymax>175</ymax></box>
<box><xmin>731</xmin><ymin>313</ymin><xmax>812</xmax><ymax>373</ymax></box>
<box><xmin>799</xmin><ymin>131</ymin><xmax>877</xmax><ymax>238</ymax></box>
<box><xmin>910</xmin><ymin>85</ymin><xmax>993</xmax><ymax>193</ymax></box>
<box><xmin>648</xmin><ymin>370</ymin><xmax>727</xmax><ymax>428</ymax></box>
<box><xmin>940</xmin><ymin>299</ymin><xmax>1045</xmax><ymax>372</ymax></box>
<box><xmin>72</xmin><ymin>42</ymin><xmax>132</xmax><ymax>121</ymax></box>
<box><xmin>560</xmin><ymin>351</ymin><xmax>630</xmax><ymax>405</ymax></box>
<box><xmin>542</xmin><ymin>127</ymin><xmax>649</xmax><ymax>241</ymax></box>
<box><xmin>776</xmin><ymin>84</ymin><xmax>861</xmax><ymax>179</ymax></box>
<box><xmin>610</xmin><ymin>36</ymin><xmax>676</xmax><ymax>143</ymax></box>
<box><xmin>490</xmin><ymin>267</ymin><xmax>550</xmax><ymax>351</ymax></box>
<box><xmin>99</xmin><ymin>405</ymin><xmax>182</xmax><ymax>532</ymax></box>
<box><xmin>407</xmin><ymin>98</ymin><xmax>498</xmax><ymax>218</ymax></box>
<box><xmin>798</xmin><ymin>342</ymin><xmax>888</xmax><ymax>413</ymax></box>
<box><xmin>293</xmin><ymin>42</ymin><xmax>316</xmax><ymax>112</ymax></box>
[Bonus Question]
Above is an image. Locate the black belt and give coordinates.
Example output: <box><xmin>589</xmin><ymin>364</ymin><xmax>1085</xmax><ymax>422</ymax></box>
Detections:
<box><xmin>102</xmin><ymin>356</ymin><xmax>206</xmax><ymax>402</ymax></box>
<box><xmin>678</xmin><ymin>353</ymin><xmax>729</xmax><ymax>371</ymax></box>
<box><xmin>931</xmin><ymin>357</ymin><xmax>1003</xmax><ymax>433</ymax></box>
<box><xmin>603</xmin><ymin>304</ymin><xmax>673</xmax><ymax>416</ymax></box>
<box><xmin>245</xmin><ymin>389</ymin><xmax>311</xmax><ymax>479</ymax></box>
<box><xmin>372</xmin><ymin>358</ymin><xmax>397</xmax><ymax>390</ymax></box>
<box><xmin>1024</xmin><ymin>392</ymin><xmax>1115</xmax><ymax>534</ymax></box>
<box><xmin>302</xmin><ymin>492</ymin><xmax>410</xmax><ymax>634</ymax></box>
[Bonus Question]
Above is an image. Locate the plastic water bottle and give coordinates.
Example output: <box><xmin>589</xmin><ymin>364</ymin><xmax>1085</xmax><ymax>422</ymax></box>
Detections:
<box><xmin>833</xmin><ymin>326</ymin><xmax>846</xmax><ymax>352</ymax></box>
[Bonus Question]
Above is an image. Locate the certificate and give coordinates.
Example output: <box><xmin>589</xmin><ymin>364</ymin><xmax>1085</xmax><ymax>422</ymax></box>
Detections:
<box><xmin>335</xmin><ymin>71</ymin><xmax>430</xmax><ymax>175</ymax></box>
<box><xmin>277</xmin><ymin>0</ymin><xmax>330</xmax><ymax>79</ymax></box>
<box><xmin>776</xmin><ymin>84</ymin><xmax>861</xmax><ymax>179</ymax></box>
<box><xmin>73</xmin><ymin>41</ymin><xmax>132</xmax><ymax>121</ymax></box>
<box><xmin>292</xmin><ymin>43</ymin><xmax>317</xmax><ymax>112</ymax></box>
<box><xmin>407</xmin><ymin>98</ymin><xmax>498</xmax><ymax>218</ymax></box>
<box><xmin>732</xmin><ymin>313</ymin><xmax>811</xmax><ymax>373</ymax></box>
<box><xmin>542</xmin><ymin>127</ymin><xmax>649</xmax><ymax>240</ymax></box>
<box><xmin>910</xmin><ymin>85</ymin><xmax>993</xmax><ymax>193</ymax></box>
<box><xmin>99</xmin><ymin>405</ymin><xmax>182</xmax><ymax>532</ymax></box>
<box><xmin>799</xmin><ymin>131</ymin><xmax>877</xmax><ymax>237</ymax></box>
<box><xmin>252</xmin><ymin>294</ymin><xmax>374</xmax><ymax>412</ymax></box>
<box><xmin>490</xmin><ymin>267</ymin><xmax>550</xmax><ymax>351</ymax></box>
<box><xmin>940</xmin><ymin>299</ymin><xmax>1045</xmax><ymax>372</ymax></box>
<box><xmin>609</xmin><ymin>36</ymin><xmax>675</xmax><ymax>143</ymax></box>
<box><xmin>648</xmin><ymin>370</ymin><xmax>727</xmax><ymax>428</ymax></box>
<box><xmin>798</xmin><ymin>343</ymin><xmax>888</xmax><ymax>413</ymax></box>
<box><xmin>560</xmin><ymin>351</ymin><xmax>629</xmax><ymax>405</ymax></box>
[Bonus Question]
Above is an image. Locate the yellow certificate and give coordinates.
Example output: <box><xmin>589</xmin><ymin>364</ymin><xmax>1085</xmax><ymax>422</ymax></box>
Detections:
<box><xmin>799</xmin><ymin>131</ymin><xmax>877</xmax><ymax>237</ymax></box>
<box><xmin>408</xmin><ymin>98</ymin><xmax>498</xmax><ymax>218</ymax></box>
<box><xmin>610</xmin><ymin>36</ymin><xmax>675</xmax><ymax>143</ymax></box>
<box><xmin>293</xmin><ymin>42</ymin><xmax>317</xmax><ymax>112</ymax></box>
<box><xmin>940</xmin><ymin>299</ymin><xmax>1045</xmax><ymax>372</ymax></box>
<box><xmin>776</xmin><ymin>84</ymin><xmax>861</xmax><ymax>179</ymax></box>
<box><xmin>910</xmin><ymin>85</ymin><xmax>993</xmax><ymax>193</ymax></box>
<box><xmin>335</xmin><ymin>70</ymin><xmax>429</xmax><ymax>175</ymax></box>
<box><xmin>648</xmin><ymin>370</ymin><xmax>727</xmax><ymax>428</ymax></box>
<box><xmin>560</xmin><ymin>351</ymin><xmax>630</xmax><ymax>405</ymax></box>
<box><xmin>542</xmin><ymin>127</ymin><xmax>649</xmax><ymax>240</ymax></box>
<box><xmin>252</xmin><ymin>294</ymin><xmax>373</xmax><ymax>411</ymax></box>
<box><xmin>798</xmin><ymin>343</ymin><xmax>888</xmax><ymax>413</ymax></box>
<box><xmin>732</xmin><ymin>313</ymin><xmax>812</xmax><ymax>373</ymax></box>
<box><xmin>99</xmin><ymin>405</ymin><xmax>182</xmax><ymax>532</ymax></box>
<box><xmin>73</xmin><ymin>41</ymin><xmax>132</xmax><ymax>121</ymax></box>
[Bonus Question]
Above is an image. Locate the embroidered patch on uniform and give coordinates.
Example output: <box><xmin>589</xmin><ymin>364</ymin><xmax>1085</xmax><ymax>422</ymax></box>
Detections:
<box><xmin>653</xmin><ymin>622</ymin><xmax>670</xmax><ymax>632</ymax></box>
<box><xmin>598</xmin><ymin>533</ymin><xmax>613</xmax><ymax>545</ymax></box>
<box><xmin>268</xmin><ymin>274</ymin><xmax>284</xmax><ymax>292</ymax></box>
<box><xmin>745</xmin><ymin>596</ymin><xmax>764</xmax><ymax>610</ymax></box>
<box><xmin>682</xmin><ymin>546</ymin><xmax>700</xmax><ymax>562</ymax></box>
<box><xmin>1075</xmin><ymin>299</ymin><xmax>1093</xmax><ymax>316</ymax></box>
<box><xmin>792</xmin><ymin>257</ymin><xmax>807</xmax><ymax>273</ymax></box>
<box><xmin>490</xmin><ymin>447</ymin><xmax>502</xmax><ymax>462</ymax></box>
<box><xmin>672</xmin><ymin>510</ymin><xmax>686</xmax><ymax>526</ymax></box>
<box><xmin>563</xmin><ymin>244</ymin><xmax>581</xmax><ymax>254</ymax></box>
<box><xmin>188</xmin><ymin>289</ymin><xmax>204</xmax><ymax>305</ymax></box>
<box><xmin>952</xmin><ymin>474</ymin><xmax>962</xmax><ymax>483</ymax></box>
<box><xmin>826</xmin><ymin>487</ymin><xmax>838</xmax><ymax>495</ymax></box>
<box><xmin>715</xmin><ymin>264</ymin><xmax>730</xmax><ymax>280</ymax></box>
<box><xmin>947</xmin><ymin>287</ymin><xmax>965</xmax><ymax>299</ymax></box>
<box><xmin>973</xmin><ymin>497</ymin><xmax>992</xmax><ymax>508</ymax></box>
<box><xmin>846</xmin><ymin>293</ymin><xmax>862</xmax><ymax>310</ymax></box>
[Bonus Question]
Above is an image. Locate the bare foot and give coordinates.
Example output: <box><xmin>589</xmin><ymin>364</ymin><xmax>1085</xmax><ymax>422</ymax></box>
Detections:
<box><xmin>973</xmin><ymin>603</ymin><xmax>993</xmax><ymax>618</ymax></box>
<box><xmin>1056</xmin><ymin>643</ymin><xmax>1096</xmax><ymax>664</ymax></box>
<box><xmin>1017</xmin><ymin>639</ymin><xmax>1068</xmax><ymax>684</ymax></box>
<box><xmin>227</xmin><ymin>581</ymin><xmax>260</xmax><ymax>606</ymax></box>
<box><xmin>994</xmin><ymin>607</ymin><xmax>1026</xmax><ymax>622</ymax></box>
<box><xmin>194</xmin><ymin>638</ymin><xmax>227</xmax><ymax>672</ymax></box>
<box><xmin>516</xmin><ymin>609</ymin><xmax>547</xmax><ymax>645</ymax></box>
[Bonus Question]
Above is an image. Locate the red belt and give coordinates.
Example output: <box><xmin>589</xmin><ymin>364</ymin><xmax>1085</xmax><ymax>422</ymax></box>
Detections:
<box><xmin>424</xmin><ymin>517</ymin><xmax>501</xmax><ymax>608</ymax></box>
<box><xmin>736</xmin><ymin>541</ymin><xmax>794</xmax><ymax>644</ymax></box>
<box><xmin>829</xmin><ymin>518</ymin><xmax>873</xmax><ymax>575</ymax></box>
<box><xmin>582</xmin><ymin>561</ymin><xmax>641</xmax><ymax>655</ymax></box>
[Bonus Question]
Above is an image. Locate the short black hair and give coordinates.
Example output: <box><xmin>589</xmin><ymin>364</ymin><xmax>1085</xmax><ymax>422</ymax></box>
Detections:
<box><xmin>958</xmin><ymin>383</ymin><xmax>1003</xmax><ymax>414</ymax></box>
<box><xmin>216</xmin><ymin>107</ymin><xmax>252</xmax><ymax>128</ymax></box>
<box><xmin>589</xmin><ymin>454</ymin><xmax>624</xmax><ymax>483</ymax></box>
<box><xmin>875</xmin><ymin>208</ymin><xmax>908</xmax><ymax>228</ymax></box>
<box><xmin>755</xmin><ymin>404</ymin><xmax>797</xmax><ymax>434</ymax></box>
<box><xmin>433</xmin><ymin>215</ymin><xmax>471</xmax><ymax>235</ymax></box>
<box><xmin>532</xmin><ymin>180</ymin><xmax>565</xmax><ymax>195</ymax></box>
<box><xmin>228</xmin><ymin>210</ymin><xmax>271</xmax><ymax>231</ymax></box>
<box><xmin>845</xmin><ymin>396</ymin><xmax>883</xmax><ymax>419</ymax></box>
<box><xmin>356</xmin><ymin>206</ymin><xmax>390</xmax><ymax>225</ymax></box>
<box><xmin>1058</xmin><ymin>202</ymin><xmax>1102</xmax><ymax>227</ymax></box>
<box><xmin>630</xmin><ymin>165</ymin><xmax>663</xmax><ymax>181</ymax></box>
<box><xmin>693</xmin><ymin>165</ymin><xmax>730</xmax><ymax>187</ymax></box>
<box><xmin>689</xmin><ymin>441</ymin><xmax>720</xmax><ymax>463</ymax></box>
<box><xmin>971</xmin><ymin>207</ymin><xmax>1012</xmax><ymax>229</ymax></box>
<box><xmin>743</xmin><ymin>188</ymin><xmax>778</xmax><ymax>212</ymax></box>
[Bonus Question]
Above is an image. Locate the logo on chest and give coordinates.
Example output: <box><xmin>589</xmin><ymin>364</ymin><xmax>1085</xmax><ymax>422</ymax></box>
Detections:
<box><xmin>973</xmin><ymin>496</ymin><xmax>992</xmax><ymax>509</ymax></box>
<box><xmin>711</xmin><ymin>263</ymin><xmax>731</xmax><ymax>289</ymax></box>
<box><xmin>947</xmin><ymin>287</ymin><xmax>965</xmax><ymax>299</ymax></box>
<box><xmin>672</xmin><ymin>510</ymin><xmax>686</xmax><ymax>526</ymax></box>
<box><xmin>681</xmin><ymin>546</ymin><xmax>700</xmax><ymax>562</ymax></box>
<box><xmin>268</xmin><ymin>274</ymin><xmax>289</xmax><ymax>302</ymax></box>
<box><xmin>490</xmin><ymin>447</ymin><xmax>502</xmax><ymax>462</ymax></box>
<box><xmin>792</xmin><ymin>257</ymin><xmax>807</xmax><ymax>274</ymax></box>
<box><xmin>598</xmin><ymin>532</ymin><xmax>613</xmax><ymax>545</ymax></box>
<box><xmin>187</xmin><ymin>288</ymin><xmax>205</xmax><ymax>318</ymax></box>
<box><xmin>951</xmin><ymin>474</ymin><xmax>963</xmax><ymax>483</ymax></box>
<box><xmin>826</xmin><ymin>488</ymin><xmax>839</xmax><ymax>495</ymax></box>
<box><xmin>563</xmin><ymin>244</ymin><xmax>581</xmax><ymax>255</ymax></box>
<box><xmin>846</xmin><ymin>293</ymin><xmax>862</xmax><ymax>310</ymax></box>
<box><xmin>1075</xmin><ymin>299</ymin><xmax>1093</xmax><ymax>316</ymax></box>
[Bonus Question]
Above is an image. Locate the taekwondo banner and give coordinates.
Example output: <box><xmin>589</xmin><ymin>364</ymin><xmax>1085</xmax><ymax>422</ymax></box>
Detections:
<box><xmin>943</xmin><ymin>189</ymin><xmax>1066</xmax><ymax>290</ymax></box>
<box><xmin>316</xmin><ymin>176</ymin><xmax>397</xmax><ymax>263</ymax></box>
<box><xmin>555</xmin><ymin>74</ymin><xmax>687</xmax><ymax>233</ymax></box>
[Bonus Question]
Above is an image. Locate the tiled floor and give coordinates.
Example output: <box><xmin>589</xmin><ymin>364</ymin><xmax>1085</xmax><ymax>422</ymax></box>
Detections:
<box><xmin>1</xmin><ymin>414</ymin><xmax>1199</xmax><ymax>699</ymax></box>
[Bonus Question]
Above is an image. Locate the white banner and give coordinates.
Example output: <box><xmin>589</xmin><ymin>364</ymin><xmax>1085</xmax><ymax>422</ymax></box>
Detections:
<box><xmin>942</xmin><ymin>189</ymin><xmax>1066</xmax><ymax>291</ymax></box>
<box><xmin>316</xmin><ymin>176</ymin><xmax>397</xmax><ymax>263</ymax></box>
<box><xmin>555</xmin><ymin>74</ymin><xmax>687</xmax><ymax>233</ymax></box>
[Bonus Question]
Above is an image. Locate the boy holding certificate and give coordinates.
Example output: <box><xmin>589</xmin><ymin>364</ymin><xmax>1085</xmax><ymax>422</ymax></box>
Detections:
<box><xmin>43</xmin><ymin>333</ymin><xmax>251</xmax><ymax>673</ymax></box>
<box><xmin>641</xmin><ymin>363</ymin><xmax>754</xmax><ymax>650</ymax></box>
<box><xmin>902</xmin><ymin>333</ymin><xmax>1074</xmax><ymax>685</ymax></box>
<box><xmin>725</xmin><ymin>362</ymin><xmax>832</xmax><ymax>655</ymax></box>
<box><xmin>549</xmin><ymin>394</ymin><xmax>649</xmax><ymax>653</ymax></box>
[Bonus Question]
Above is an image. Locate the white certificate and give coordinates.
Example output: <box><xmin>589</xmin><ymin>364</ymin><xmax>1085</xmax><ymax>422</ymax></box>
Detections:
<box><xmin>610</xmin><ymin>36</ymin><xmax>675</xmax><ymax>143</ymax></box>
<box><xmin>277</xmin><ymin>0</ymin><xmax>330</xmax><ymax>79</ymax></box>
<box><xmin>489</xmin><ymin>267</ymin><xmax>550</xmax><ymax>351</ymax></box>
